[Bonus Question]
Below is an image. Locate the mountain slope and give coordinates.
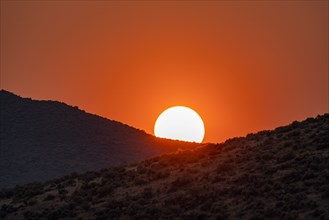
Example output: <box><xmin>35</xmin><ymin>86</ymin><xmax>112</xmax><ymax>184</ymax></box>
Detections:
<box><xmin>0</xmin><ymin>90</ymin><xmax>199</xmax><ymax>188</ymax></box>
<box><xmin>1</xmin><ymin>114</ymin><xmax>328</xmax><ymax>219</ymax></box>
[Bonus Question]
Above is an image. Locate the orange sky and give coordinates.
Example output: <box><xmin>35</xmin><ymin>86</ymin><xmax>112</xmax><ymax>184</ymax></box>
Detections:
<box><xmin>1</xmin><ymin>1</ymin><xmax>328</xmax><ymax>143</ymax></box>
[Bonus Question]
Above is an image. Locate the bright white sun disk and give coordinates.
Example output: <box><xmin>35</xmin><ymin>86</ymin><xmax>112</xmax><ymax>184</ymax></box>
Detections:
<box><xmin>154</xmin><ymin>106</ymin><xmax>205</xmax><ymax>143</ymax></box>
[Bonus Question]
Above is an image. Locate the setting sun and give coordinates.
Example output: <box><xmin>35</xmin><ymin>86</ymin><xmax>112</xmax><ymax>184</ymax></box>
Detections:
<box><xmin>154</xmin><ymin>106</ymin><xmax>205</xmax><ymax>143</ymax></box>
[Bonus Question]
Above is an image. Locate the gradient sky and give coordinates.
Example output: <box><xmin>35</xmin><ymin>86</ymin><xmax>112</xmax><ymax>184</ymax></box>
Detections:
<box><xmin>1</xmin><ymin>1</ymin><xmax>328</xmax><ymax>143</ymax></box>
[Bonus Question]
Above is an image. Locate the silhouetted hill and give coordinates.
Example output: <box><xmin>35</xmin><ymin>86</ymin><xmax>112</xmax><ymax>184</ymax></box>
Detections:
<box><xmin>1</xmin><ymin>114</ymin><xmax>328</xmax><ymax>219</ymax></box>
<box><xmin>0</xmin><ymin>90</ymin><xmax>199</xmax><ymax>188</ymax></box>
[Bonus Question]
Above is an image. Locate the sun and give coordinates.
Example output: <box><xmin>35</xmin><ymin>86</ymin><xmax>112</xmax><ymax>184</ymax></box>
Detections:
<box><xmin>154</xmin><ymin>106</ymin><xmax>205</xmax><ymax>143</ymax></box>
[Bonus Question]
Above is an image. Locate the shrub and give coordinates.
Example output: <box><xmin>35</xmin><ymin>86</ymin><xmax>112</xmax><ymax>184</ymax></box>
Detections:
<box><xmin>211</xmin><ymin>175</ymin><xmax>225</xmax><ymax>183</ymax></box>
<box><xmin>44</xmin><ymin>194</ymin><xmax>56</xmax><ymax>201</ymax></box>
<box><xmin>216</xmin><ymin>162</ymin><xmax>233</xmax><ymax>173</ymax></box>
<box><xmin>58</xmin><ymin>188</ymin><xmax>68</xmax><ymax>195</ymax></box>
<box><xmin>63</xmin><ymin>179</ymin><xmax>76</xmax><ymax>187</ymax></box>
<box><xmin>275</xmin><ymin>125</ymin><xmax>292</xmax><ymax>134</ymax></box>
<box><xmin>321</xmin><ymin>187</ymin><xmax>329</xmax><ymax>199</ymax></box>
<box><xmin>96</xmin><ymin>184</ymin><xmax>114</xmax><ymax>197</ymax></box>
<box><xmin>134</xmin><ymin>177</ymin><xmax>148</xmax><ymax>185</ymax></box>
<box><xmin>137</xmin><ymin>165</ymin><xmax>148</xmax><ymax>174</ymax></box>
<box><xmin>28</xmin><ymin>199</ymin><xmax>38</xmax><ymax>206</ymax></box>
<box><xmin>142</xmin><ymin>187</ymin><xmax>153</xmax><ymax>199</ymax></box>
<box><xmin>81</xmin><ymin>201</ymin><xmax>90</xmax><ymax>211</ymax></box>
<box><xmin>180</xmin><ymin>210</ymin><xmax>210</xmax><ymax>219</ymax></box>
<box><xmin>287</xmin><ymin>130</ymin><xmax>301</xmax><ymax>138</ymax></box>
<box><xmin>80</xmin><ymin>171</ymin><xmax>98</xmax><ymax>183</ymax></box>
<box><xmin>13</xmin><ymin>183</ymin><xmax>44</xmax><ymax>200</ymax></box>
<box><xmin>169</xmin><ymin>175</ymin><xmax>193</xmax><ymax>192</ymax></box>
<box><xmin>283</xmin><ymin>141</ymin><xmax>293</xmax><ymax>148</ymax></box>
<box><xmin>0</xmin><ymin>210</ymin><xmax>6</xmax><ymax>219</ymax></box>
<box><xmin>311</xmin><ymin>209</ymin><xmax>324</xmax><ymax>217</ymax></box>
<box><xmin>153</xmin><ymin>170</ymin><xmax>170</xmax><ymax>180</ymax></box>
<box><xmin>280</xmin><ymin>151</ymin><xmax>295</xmax><ymax>162</ymax></box>
<box><xmin>0</xmin><ymin>189</ymin><xmax>13</xmax><ymax>199</ymax></box>
<box><xmin>23</xmin><ymin>210</ymin><xmax>39</xmax><ymax>219</ymax></box>
<box><xmin>45</xmin><ymin>205</ymin><xmax>77</xmax><ymax>220</ymax></box>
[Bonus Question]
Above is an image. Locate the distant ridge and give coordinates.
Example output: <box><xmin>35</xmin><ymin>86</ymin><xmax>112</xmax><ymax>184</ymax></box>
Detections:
<box><xmin>0</xmin><ymin>90</ymin><xmax>199</xmax><ymax>188</ymax></box>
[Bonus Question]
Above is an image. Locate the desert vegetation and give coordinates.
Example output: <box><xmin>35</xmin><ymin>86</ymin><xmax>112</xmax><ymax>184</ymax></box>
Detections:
<box><xmin>0</xmin><ymin>114</ymin><xmax>328</xmax><ymax>219</ymax></box>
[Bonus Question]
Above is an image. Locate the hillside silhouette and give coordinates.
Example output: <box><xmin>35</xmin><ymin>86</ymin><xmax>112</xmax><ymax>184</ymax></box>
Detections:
<box><xmin>0</xmin><ymin>113</ymin><xmax>328</xmax><ymax>219</ymax></box>
<box><xmin>0</xmin><ymin>90</ymin><xmax>199</xmax><ymax>188</ymax></box>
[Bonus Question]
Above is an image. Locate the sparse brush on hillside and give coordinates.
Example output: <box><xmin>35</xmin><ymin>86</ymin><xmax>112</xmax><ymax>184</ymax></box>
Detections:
<box><xmin>0</xmin><ymin>114</ymin><xmax>328</xmax><ymax>219</ymax></box>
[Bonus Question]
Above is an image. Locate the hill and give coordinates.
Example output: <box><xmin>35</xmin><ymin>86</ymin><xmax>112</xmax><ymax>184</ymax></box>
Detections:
<box><xmin>0</xmin><ymin>114</ymin><xmax>328</xmax><ymax>219</ymax></box>
<box><xmin>0</xmin><ymin>90</ymin><xmax>199</xmax><ymax>189</ymax></box>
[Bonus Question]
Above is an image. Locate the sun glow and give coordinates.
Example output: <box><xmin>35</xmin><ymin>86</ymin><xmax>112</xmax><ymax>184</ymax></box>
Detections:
<box><xmin>154</xmin><ymin>106</ymin><xmax>205</xmax><ymax>143</ymax></box>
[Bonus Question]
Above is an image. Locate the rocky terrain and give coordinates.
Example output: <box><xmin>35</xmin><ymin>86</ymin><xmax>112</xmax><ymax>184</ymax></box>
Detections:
<box><xmin>0</xmin><ymin>90</ymin><xmax>199</xmax><ymax>188</ymax></box>
<box><xmin>0</xmin><ymin>113</ymin><xmax>328</xmax><ymax>219</ymax></box>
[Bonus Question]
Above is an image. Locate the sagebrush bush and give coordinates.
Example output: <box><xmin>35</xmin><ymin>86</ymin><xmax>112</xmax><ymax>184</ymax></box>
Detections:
<box><xmin>43</xmin><ymin>193</ymin><xmax>56</xmax><ymax>201</ymax></box>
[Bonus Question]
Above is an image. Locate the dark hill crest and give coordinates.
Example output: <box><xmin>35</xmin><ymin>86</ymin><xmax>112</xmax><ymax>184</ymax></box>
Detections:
<box><xmin>0</xmin><ymin>90</ymin><xmax>199</xmax><ymax>189</ymax></box>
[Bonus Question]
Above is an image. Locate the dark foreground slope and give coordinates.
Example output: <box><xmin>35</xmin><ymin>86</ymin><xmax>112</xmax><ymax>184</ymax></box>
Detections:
<box><xmin>0</xmin><ymin>90</ymin><xmax>198</xmax><ymax>188</ymax></box>
<box><xmin>1</xmin><ymin>114</ymin><xmax>328</xmax><ymax>219</ymax></box>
